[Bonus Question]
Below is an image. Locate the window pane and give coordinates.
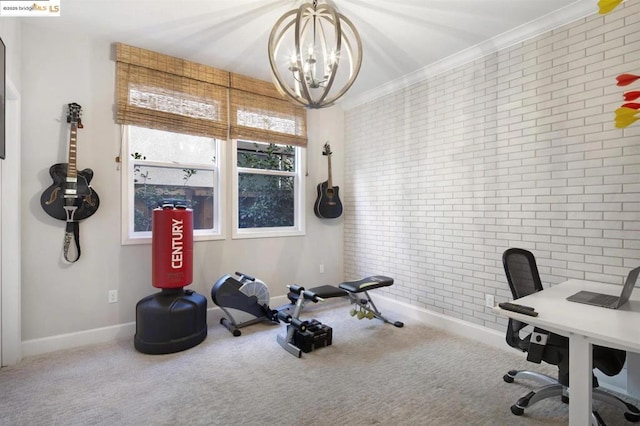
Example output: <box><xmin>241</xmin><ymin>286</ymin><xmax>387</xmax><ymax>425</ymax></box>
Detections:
<box><xmin>238</xmin><ymin>173</ymin><xmax>294</xmax><ymax>228</ymax></box>
<box><xmin>129</xmin><ymin>126</ymin><xmax>217</xmax><ymax>164</ymax></box>
<box><xmin>237</xmin><ymin>140</ymin><xmax>294</xmax><ymax>171</ymax></box>
<box><xmin>133</xmin><ymin>165</ymin><xmax>214</xmax><ymax>232</ymax></box>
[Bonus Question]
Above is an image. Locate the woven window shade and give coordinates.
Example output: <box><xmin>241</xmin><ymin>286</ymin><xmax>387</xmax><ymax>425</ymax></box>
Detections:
<box><xmin>116</xmin><ymin>43</ymin><xmax>229</xmax><ymax>139</ymax></box>
<box><xmin>229</xmin><ymin>73</ymin><xmax>306</xmax><ymax>147</ymax></box>
<box><xmin>115</xmin><ymin>43</ymin><xmax>308</xmax><ymax>147</ymax></box>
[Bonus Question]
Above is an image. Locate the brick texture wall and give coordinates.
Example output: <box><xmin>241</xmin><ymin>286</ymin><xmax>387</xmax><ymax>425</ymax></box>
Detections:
<box><xmin>344</xmin><ymin>3</ymin><xmax>640</xmax><ymax>332</ymax></box>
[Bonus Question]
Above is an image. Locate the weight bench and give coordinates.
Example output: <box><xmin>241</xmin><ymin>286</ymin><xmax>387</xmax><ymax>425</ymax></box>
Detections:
<box><xmin>287</xmin><ymin>275</ymin><xmax>404</xmax><ymax>328</ymax></box>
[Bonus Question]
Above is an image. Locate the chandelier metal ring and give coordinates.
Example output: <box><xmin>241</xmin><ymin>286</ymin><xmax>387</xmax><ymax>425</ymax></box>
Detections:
<box><xmin>268</xmin><ymin>1</ymin><xmax>362</xmax><ymax>108</ymax></box>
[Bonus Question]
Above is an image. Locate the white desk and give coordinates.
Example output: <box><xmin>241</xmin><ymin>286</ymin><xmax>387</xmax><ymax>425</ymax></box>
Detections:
<box><xmin>494</xmin><ymin>279</ymin><xmax>640</xmax><ymax>426</ymax></box>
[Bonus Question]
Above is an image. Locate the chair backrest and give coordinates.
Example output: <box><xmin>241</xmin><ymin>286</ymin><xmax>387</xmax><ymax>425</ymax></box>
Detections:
<box><xmin>502</xmin><ymin>248</ymin><xmax>543</xmax><ymax>300</ymax></box>
<box><xmin>502</xmin><ymin>248</ymin><xmax>544</xmax><ymax>351</ymax></box>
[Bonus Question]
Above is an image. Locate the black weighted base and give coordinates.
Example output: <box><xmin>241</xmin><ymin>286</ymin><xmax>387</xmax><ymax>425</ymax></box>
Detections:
<box><xmin>134</xmin><ymin>289</ymin><xmax>207</xmax><ymax>354</ymax></box>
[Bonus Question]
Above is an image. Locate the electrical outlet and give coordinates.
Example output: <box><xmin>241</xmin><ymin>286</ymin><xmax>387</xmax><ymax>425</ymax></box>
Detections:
<box><xmin>108</xmin><ymin>290</ymin><xmax>118</xmax><ymax>304</ymax></box>
<box><xmin>485</xmin><ymin>294</ymin><xmax>495</xmax><ymax>308</ymax></box>
<box><xmin>319</xmin><ymin>264</ymin><xmax>325</xmax><ymax>274</ymax></box>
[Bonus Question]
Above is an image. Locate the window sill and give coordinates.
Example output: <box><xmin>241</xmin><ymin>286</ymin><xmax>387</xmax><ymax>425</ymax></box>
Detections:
<box><xmin>231</xmin><ymin>228</ymin><xmax>305</xmax><ymax>240</ymax></box>
<box><xmin>121</xmin><ymin>232</ymin><xmax>226</xmax><ymax>245</ymax></box>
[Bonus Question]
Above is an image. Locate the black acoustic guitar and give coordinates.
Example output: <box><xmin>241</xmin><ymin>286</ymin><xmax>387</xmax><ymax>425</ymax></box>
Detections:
<box><xmin>313</xmin><ymin>143</ymin><xmax>343</xmax><ymax>219</ymax></box>
<box><xmin>41</xmin><ymin>103</ymin><xmax>100</xmax><ymax>222</ymax></box>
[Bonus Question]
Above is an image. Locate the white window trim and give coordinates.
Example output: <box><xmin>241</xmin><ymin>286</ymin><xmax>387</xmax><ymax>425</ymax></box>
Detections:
<box><xmin>120</xmin><ymin>126</ymin><xmax>226</xmax><ymax>245</ymax></box>
<box><xmin>231</xmin><ymin>140</ymin><xmax>305</xmax><ymax>239</ymax></box>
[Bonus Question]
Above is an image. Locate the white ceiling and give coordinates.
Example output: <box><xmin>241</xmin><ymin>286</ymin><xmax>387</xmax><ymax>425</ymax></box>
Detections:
<box><xmin>25</xmin><ymin>0</ymin><xmax>597</xmax><ymax>105</ymax></box>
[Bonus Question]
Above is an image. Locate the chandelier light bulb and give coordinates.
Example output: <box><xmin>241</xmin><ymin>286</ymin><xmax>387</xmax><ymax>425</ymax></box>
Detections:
<box><xmin>268</xmin><ymin>0</ymin><xmax>363</xmax><ymax>109</ymax></box>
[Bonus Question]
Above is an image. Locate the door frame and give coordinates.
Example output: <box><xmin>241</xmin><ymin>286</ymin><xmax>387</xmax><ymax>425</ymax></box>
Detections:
<box><xmin>1</xmin><ymin>76</ymin><xmax>22</xmax><ymax>366</ymax></box>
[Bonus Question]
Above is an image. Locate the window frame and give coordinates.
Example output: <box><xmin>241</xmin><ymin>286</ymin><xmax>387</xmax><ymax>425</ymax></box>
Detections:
<box><xmin>231</xmin><ymin>139</ymin><xmax>305</xmax><ymax>239</ymax></box>
<box><xmin>120</xmin><ymin>125</ymin><xmax>225</xmax><ymax>245</ymax></box>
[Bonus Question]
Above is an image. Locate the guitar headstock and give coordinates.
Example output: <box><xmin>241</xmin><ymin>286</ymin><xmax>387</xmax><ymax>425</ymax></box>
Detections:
<box><xmin>322</xmin><ymin>142</ymin><xmax>332</xmax><ymax>156</ymax></box>
<box><xmin>67</xmin><ymin>102</ymin><xmax>83</xmax><ymax>128</ymax></box>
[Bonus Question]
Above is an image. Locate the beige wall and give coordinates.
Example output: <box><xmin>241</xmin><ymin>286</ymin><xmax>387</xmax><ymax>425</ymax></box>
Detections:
<box><xmin>19</xmin><ymin>22</ymin><xmax>345</xmax><ymax>346</ymax></box>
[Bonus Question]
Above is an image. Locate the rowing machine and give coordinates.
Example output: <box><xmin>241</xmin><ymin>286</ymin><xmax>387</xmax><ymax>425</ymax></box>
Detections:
<box><xmin>211</xmin><ymin>272</ymin><xmax>279</xmax><ymax>336</ymax></box>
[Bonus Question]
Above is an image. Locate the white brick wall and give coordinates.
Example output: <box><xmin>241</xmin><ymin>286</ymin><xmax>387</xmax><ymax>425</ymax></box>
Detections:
<box><xmin>344</xmin><ymin>3</ymin><xmax>640</xmax><ymax>332</ymax></box>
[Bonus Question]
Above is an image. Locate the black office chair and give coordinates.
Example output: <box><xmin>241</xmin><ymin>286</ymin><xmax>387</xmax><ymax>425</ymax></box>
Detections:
<box><xmin>501</xmin><ymin>248</ymin><xmax>640</xmax><ymax>425</ymax></box>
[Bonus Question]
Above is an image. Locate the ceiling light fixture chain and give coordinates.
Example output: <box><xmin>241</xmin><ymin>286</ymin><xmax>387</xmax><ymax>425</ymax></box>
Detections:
<box><xmin>268</xmin><ymin>0</ymin><xmax>362</xmax><ymax>109</ymax></box>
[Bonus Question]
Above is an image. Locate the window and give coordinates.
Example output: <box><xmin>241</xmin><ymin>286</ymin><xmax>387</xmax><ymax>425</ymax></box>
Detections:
<box><xmin>115</xmin><ymin>43</ymin><xmax>308</xmax><ymax>243</ymax></box>
<box><xmin>121</xmin><ymin>126</ymin><xmax>223</xmax><ymax>244</ymax></box>
<box><xmin>232</xmin><ymin>140</ymin><xmax>305</xmax><ymax>238</ymax></box>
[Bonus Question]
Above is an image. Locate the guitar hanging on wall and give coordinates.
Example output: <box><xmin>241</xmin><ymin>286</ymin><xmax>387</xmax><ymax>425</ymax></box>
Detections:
<box><xmin>314</xmin><ymin>142</ymin><xmax>343</xmax><ymax>219</ymax></box>
<box><xmin>40</xmin><ymin>103</ymin><xmax>100</xmax><ymax>262</ymax></box>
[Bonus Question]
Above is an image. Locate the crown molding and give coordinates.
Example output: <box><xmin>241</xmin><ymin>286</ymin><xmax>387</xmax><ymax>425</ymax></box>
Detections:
<box><xmin>341</xmin><ymin>0</ymin><xmax>596</xmax><ymax>110</ymax></box>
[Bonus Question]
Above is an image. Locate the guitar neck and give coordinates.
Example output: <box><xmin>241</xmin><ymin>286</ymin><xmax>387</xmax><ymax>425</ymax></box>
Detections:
<box><xmin>67</xmin><ymin>123</ymin><xmax>78</xmax><ymax>179</ymax></box>
<box><xmin>327</xmin><ymin>153</ymin><xmax>333</xmax><ymax>188</ymax></box>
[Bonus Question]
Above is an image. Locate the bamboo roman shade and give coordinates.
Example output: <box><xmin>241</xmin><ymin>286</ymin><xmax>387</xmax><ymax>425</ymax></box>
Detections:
<box><xmin>229</xmin><ymin>74</ymin><xmax>307</xmax><ymax>147</ymax></box>
<box><xmin>115</xmin><ymin>43</ymin><xmax>307</xmax><ymax>147</ymax></box>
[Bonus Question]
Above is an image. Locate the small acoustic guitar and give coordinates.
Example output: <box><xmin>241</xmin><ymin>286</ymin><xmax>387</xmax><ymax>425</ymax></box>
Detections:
<box><xmin>41</xmin><ymin>103</ymin><xmax>100</xmax><ymax>222</ymax></box>
<box><xmin>313</xmin><ymin>143</ymin><xmax>343</xmax><ymax>219</ymax></box>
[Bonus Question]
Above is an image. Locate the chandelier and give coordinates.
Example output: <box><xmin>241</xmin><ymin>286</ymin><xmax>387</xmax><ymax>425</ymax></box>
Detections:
<box><xmin>268</xmin><ymin>0</ymin><xmax>362</xmax><ymax>109</ymax></box>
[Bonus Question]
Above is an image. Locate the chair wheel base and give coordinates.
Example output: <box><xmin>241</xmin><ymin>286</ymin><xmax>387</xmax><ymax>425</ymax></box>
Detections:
<box><xmin>511</xmin><ymin>405</ymin><xmax>524</xmax><ymax>416</ymax></box>
<box><xmin>503</xmin><ymin>373</ymin><xmax>514</xmax><ymax>383</ymax></box>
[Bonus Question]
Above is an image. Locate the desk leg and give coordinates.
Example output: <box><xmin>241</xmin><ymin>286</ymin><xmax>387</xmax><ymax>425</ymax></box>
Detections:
<box><xmin>569</xmin><ymin>335</ymin><xmax>592</xmax><ymax>426</ymax></box>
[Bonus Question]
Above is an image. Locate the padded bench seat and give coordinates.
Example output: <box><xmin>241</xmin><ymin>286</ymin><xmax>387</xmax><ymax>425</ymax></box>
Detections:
<box><xmin>338</xmin><ymin>276</ymin><xmax>394</xmax><ymax>293</ymax></box>
<box><xmin>305</xmin><ymin>284</ymin><xmax>349</xmax><ymax>299</ymax></box>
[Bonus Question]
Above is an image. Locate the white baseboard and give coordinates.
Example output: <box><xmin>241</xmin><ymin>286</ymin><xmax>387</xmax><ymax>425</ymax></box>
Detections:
<box><xmin>371</xmin><ymin>294</ymin><xmax>509</xmax><ymax>351</ymax></box>
<box><xmin>22</xmin><ymin>322</ymin><xmax>137</xmax><ymax>358</ymax></box>
<box><xmin>20</xmin><ymin>294</ymin><xmax>507</xmax><ymax>357</ymax></box>
<box><xmin>21</xmin><ymin>304</ymin><xmax>233</xmax><ymax>358</ymax></box>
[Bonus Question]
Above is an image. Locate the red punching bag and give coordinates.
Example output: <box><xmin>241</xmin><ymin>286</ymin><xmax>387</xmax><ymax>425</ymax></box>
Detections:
<box><xmin>152</xmin><ymin>204</ymin><xmax>193</xmax><ymax>289</ymax></box>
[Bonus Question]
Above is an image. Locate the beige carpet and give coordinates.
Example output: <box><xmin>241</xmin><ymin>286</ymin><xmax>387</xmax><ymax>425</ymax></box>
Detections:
<box><xmin>1</xmin><ymin>301</ymin><xmax>637</xmax><ymax>425</ymax></box>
